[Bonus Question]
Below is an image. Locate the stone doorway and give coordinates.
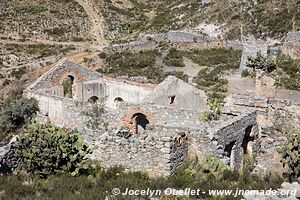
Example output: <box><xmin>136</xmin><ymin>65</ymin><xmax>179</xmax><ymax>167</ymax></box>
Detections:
<box><xmin>87</xmin><ymin>96</ymin><xmax>100</xmax><ymax>104</ymax></box>
<box><xmin>131</xmin><ymin>113</ymin><xmax>149</xmax><ymax>134</ymax></box>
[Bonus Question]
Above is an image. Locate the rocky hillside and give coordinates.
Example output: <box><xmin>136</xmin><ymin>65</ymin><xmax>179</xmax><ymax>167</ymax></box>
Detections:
<box><xmin>99</xmin><ymin>0</ymin><xmax>299</xmax><ymax>42</ymax></box>
<box><xmin>0</xmin><ymin>0</ymin><xmax>92</xmax><ymax>42</ymax></box>
<box><xmin>0</xmin><ymin>0</ymin><xmax>299</xmax><ymax>43</ymax></box>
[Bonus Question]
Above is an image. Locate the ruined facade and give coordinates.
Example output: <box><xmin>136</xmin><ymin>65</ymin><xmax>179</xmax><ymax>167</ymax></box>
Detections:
<box><xmin>24</xmin><ymin>61</ymin><xmax>259</xmax><ymax>176</ymax></box>
<box><xmin>239</xmin><ymin>36</ymin><xmax>268</xmax><ymax>72</ymax></box>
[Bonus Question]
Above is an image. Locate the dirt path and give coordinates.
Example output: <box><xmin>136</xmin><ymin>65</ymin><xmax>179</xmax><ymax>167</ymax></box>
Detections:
<box><xmin>75</xmin><ymin>0</ymin><xmax>107</xmax><ymax>45</ymax></box>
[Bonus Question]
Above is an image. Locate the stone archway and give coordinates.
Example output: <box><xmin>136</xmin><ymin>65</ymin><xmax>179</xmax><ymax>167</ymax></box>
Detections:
<box><xmin>52</xmin><ymin>67</ymin><xmax>86</xmax><ymax>99</ymax></box>
<box><xmin>87</xmin><ymin>96</ymin><xmax>100</xmax><ymax>104</ymax></box>
<box><xmin>114</xmin><ymin>97</ymin><xmax>124</xmax><ymax>108</ymax></box>
<box><xmin>62</xmin><ymin>75</ymin><xmax>75</xmax><ymax>98</ymax></box>
<box><xmin>122</xmin><ymin>108</ymin><xmax>155</xmax><ymax>135</ymax></box>
<box><xmin>131</xmin><ymin>113</ymin><xmax>149</xmax><ymax>134</ymax></box>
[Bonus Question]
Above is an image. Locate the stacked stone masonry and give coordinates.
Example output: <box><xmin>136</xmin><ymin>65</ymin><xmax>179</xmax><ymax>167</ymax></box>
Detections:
<box><xmin>23</xmin><ymin>61</ymin><xmax>260</xmax><ymax>176</ymax></box>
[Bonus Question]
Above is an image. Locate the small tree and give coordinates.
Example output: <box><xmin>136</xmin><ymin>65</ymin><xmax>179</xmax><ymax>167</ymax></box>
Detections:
<box><xmin>0</xmin><ymin>121</ymin><xmax>92</xmax><ymax>177</ymax></box>
<box><xmin>277</xmin><ymin>130</ymin><xmax>300</xmax><ymax>180</ymax></box>
<box><xmin>246</xmin><ymin>52</ymin><xmax>276</xmax><ymax>73</ymax></box>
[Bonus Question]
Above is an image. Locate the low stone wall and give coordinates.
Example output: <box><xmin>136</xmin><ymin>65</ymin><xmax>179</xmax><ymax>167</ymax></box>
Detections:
<box><xmin>104</xmin><ymin>30</ymin><xmax>232</xmax><ymax>53</ymax></box>
<box><xmin>90</xmin><ymin>127</ymin><xmax>189</xmax><ymax>177</ymax></box>
<box><xmin>226</xmin><ymin>94</ymin><xmax>300</xmax><ymax>129</ymax></box>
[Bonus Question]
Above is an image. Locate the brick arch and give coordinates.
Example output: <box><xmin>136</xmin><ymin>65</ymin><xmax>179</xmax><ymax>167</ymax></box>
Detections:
<box><xmin>121</xmin><ymin>107</ymin><xmax>156</xmax><ymax>134</ymax></box>
<box><xmin>52</xmin><ymin>67</ymin><xmax>86</xmax><ymax>86</ymax></box>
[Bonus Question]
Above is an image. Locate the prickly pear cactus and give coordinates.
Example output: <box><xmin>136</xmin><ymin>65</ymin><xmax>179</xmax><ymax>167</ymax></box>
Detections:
<box><xmin>0</xmin><ymin>121</ymin><xmax>92</xmax><ymax>177</ymax></box>
<box><xmin>277</xmin><ymin>130</ymin><xmax>300</xmax><ymax>179</ymax></box>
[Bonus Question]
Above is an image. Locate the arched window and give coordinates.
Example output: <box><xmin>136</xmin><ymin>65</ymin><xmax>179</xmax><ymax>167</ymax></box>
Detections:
<box><xmin>63</xmin><ymin>75</ymin><xmax>75</xmax><ymax>98</ymax></box>
<box><xmin>87</xmin><ymin>96</ymin><xmax>100</xmax><ymax>104</ymax></box>
<box><xmin>131</xmin><ymin>113</ymin><xmax>149</xmax><ymax>134</ymax></box>
<box><xmin>114</xmin><ymin>97</ymin><xmax>124</xmax><ymax>108</ymax></box>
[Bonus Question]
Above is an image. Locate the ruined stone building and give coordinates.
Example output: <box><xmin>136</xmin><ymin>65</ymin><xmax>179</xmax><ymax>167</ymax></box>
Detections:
<box><xmin>24</xmin><ymin>61</ymin><xmax>260</xmax><ymax>176</ymax></box>
<box><xmin>283</xmin><ymin>31</ymin><xmax>300</xmax><ymax>59</ymax></box>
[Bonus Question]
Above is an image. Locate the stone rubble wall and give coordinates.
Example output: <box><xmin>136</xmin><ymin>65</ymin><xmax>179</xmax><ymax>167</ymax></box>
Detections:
<box><xmin>226</xmin><ymin>94</ymin><xmax>300</xmax><ymax>128</ymax></box>
<box><xmin>104</xmin><ymin>30</ymin><xmax>240</xmax><ymax>53</ymax></box>
<box><xmin>226</xmin><ymin>94</ymin><xmax>300</xmax><ymax>174</ymax></box>
<box><xmin>205</xmin><ymin>111</ymin><xmax>259</xmax><ymax>169</ymax></box>
<box><xmin>28</xmin><ymin>90</ymin><xmax>260</xmax><ymax>175</ymax></box>
<box><xmin>91</xmin><ymin>126</ymin><xmax>189</xmax><ymax>177</ymax></box>
<box><xmin>28</xmin><ymin>92</ymin><xmax>197</xmax><ymax>176</ymax></box>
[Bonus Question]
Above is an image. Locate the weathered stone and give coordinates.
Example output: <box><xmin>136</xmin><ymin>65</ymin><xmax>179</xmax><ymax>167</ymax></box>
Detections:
<box><xmin>161</xmin><ymin>148</ymin><xmax>171</xmax><ymax>154</ymax></box>
<box><xmin>20</xmin><ymin>59</ymin><xmax>270</xmax><ymax>177</ymax></box>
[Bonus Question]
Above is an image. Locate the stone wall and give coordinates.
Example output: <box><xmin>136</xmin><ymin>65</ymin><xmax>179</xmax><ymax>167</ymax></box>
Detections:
<box><xmin>225</xmin><ymin>94</ymin><xmax>300</xmax><ymax>174</ymax></box>
<box><xmin>205</xmin><ymin>111</ymin><xmax>259</xmax><ymax>169</ymax></box>
<box><xmin>283</xmin><ymin>31</ymin><xmax>300</xmax><ymax>59</ymax></box>
<box><xmin>81</xmin><ymin>79</ymin><xmax>153</xmax><ymax>108</ymax></box>
<box><xmin>27</xmin><ymin>92</ymin><xmax>197</xmax><ymax>176</ymax></box>
<box><xmin>142</xmin><ymin>76</ymin><xmax>208</xmax><ymax>111</ymax></box>
<box><xmin>255</xmin><ymin>71</ymin><xmax>276</xmax><ymax>99</ymax></box>
<box><xmin>104</xmin><ymin>30</ymin><xmax>225</xmax><ymax>53</ymax></box>
<box><xmin>90</xmin><ymin>127</ymin><xmax>189</xmax><ymax>177</ymax></box>
<box><xmin>29</xmin><ymin>90</ymin><xmax>258</xmax><ymax>176</ymax></box>
<box><xmin>239</xmin><ymin>36</ymin><xmax>268</xmax><ymax>72</ymax></box>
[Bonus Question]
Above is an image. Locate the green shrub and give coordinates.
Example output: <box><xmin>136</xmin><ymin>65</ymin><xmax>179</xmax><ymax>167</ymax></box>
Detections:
<box><xmin>2</xmin><ymin>79</ymin><xmax>11</xmax><ymax>86</ymax></box>
<box><xmin>0</xmin><ymin>96</ymin><xmax>39</xmax><ymax>135</ymax></box>
<box><xmin>0</xmin><ymin>121</ymin><xmax>92</xmax><ymax>177</ymax></box>
<box><xmin>10</xmin><ymin>68</ymin><xmax>27</xmax><ymax>79</ymax></box>
<box><xmin>246</xmin><ymin>52</ymin><xmax>276</xmax><ymax>73</ymax></box>
<box><xmin>272</xmin><ymin>55</ymin><xmax>300</xmax><ymax>91</ymax></box>
<box><xmin>201</xmin><ymin>155</ymin><xmax>228</xmax><ymax>179</ymax></box>
<box><xmin>0</xmin><ymin>158</ymin><xmax>284</xmax><ymax>200</ymax></box>
<box><xmin>165</xmin><ymin>71</ymin><xmax>189</xmax><ymax>82</ymax></box>
<box><xmin>277</xmin><ymin>129</ymin><xmax>300</xmax><ymax>180</ymax></box>
<box><xmin>82</xmin><ymin>105</ymin><xmax>107</xmax><ymax>130</ymax></box>
<box><xmin>199</xmin><ymin>111</ymin><xmax>214</xmax><ymax>122</ymax></box>
<box><xmin>16</xmin><ymin>5</ymin><xmax>47</xmax><ymax>14</ymax></box>
<box><xmin>98</xmin><ymin>52</ymin><xmax>107</xmax><ymax>59</ymax></box>
<box><xmin>44</xmin><ymin>27</ymin><xmax>69</xmax><ymax>36</ymax></box>
<box><xmin>98</xmin><ymin>50</ymin><xmax>190</xmax><ymax>83</ymax></box>
<box><xmin>163</xmin><ymin>48</ymin><xmax>185</xmax><ymax>67</ymax></box>
<box><xmin>241</xmin><ymin>70</ymin><xmax>250</xmax><ymax>77</ymax></box>
<box><xmin>190</xmin><ymin>48</ymin><xmax>236</xmax><ymax>97</ymax></box>
<box><xmin>183</xmin><ymin>48</ymin><xmax>242</xmax><ymax>69</ymax></box>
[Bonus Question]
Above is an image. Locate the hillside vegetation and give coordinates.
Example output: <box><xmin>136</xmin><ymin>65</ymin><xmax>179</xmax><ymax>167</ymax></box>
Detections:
<box><xmin>0</xmin><ymin>0</ymin><xmax>91</xmax><ymax>42</ymax></box>
<box><xmin>96</xmin><ymin>0</ymin><xmax>300</xmax><ymax>41</ymax></box>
